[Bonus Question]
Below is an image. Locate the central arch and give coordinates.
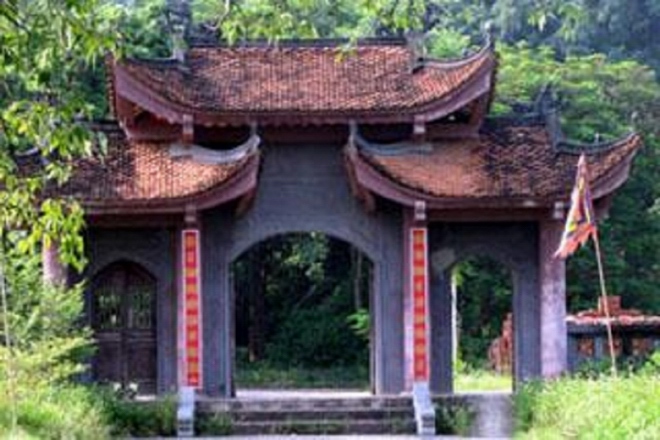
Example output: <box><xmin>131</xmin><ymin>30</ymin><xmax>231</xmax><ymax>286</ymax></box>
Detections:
<box><xmin>230</xmin><ymin>232</ymin><xmax>374</xmax><ymax>392</ymax></box>
<box><xmin>200</xmin><ymin>143</ymin><xmax>405</xmax><ymax>397</ymax></box>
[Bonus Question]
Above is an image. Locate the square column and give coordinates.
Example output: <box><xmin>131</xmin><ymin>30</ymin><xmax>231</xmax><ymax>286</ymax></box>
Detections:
<box><xmin>179</xmin><ymin>228</ymin><xmax>204</xmax><ymax>389</ymax></box>
<box><xmin>539</xmin><ymin>219</ymin><xmax>567</xmax><ymax>377</ymax></box>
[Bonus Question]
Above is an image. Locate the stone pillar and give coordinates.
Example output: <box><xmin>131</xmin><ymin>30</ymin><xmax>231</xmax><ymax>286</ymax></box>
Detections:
<box><xmin>42</xmin><ymin>241</ymin><xmax>67</xmax><ymax>286</ymax></box>
<box><xmin>539</xmin><ymin>219</ymin><xmax>567</xmax><ymax>377</ymax></box>
<box><xmin>429</xmin><ymin>269</ymin><xmax>454</xmax><ymax>394</ymax></box>
<box><xmin>179</xmin><ymin>227</ymin><xmax>204</xmax><ymax>389</ymax></box>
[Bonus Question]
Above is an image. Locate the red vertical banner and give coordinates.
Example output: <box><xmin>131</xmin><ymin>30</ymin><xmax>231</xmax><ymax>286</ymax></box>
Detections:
<box><xmin>411</xmin><ymin>227</ymin><xmax>429</xmax><ymax>382</ymax></box>
<box><xmin>182</xmin><ymin>229</ymin><xmax>203</xmax><ymax>388</ymax></box>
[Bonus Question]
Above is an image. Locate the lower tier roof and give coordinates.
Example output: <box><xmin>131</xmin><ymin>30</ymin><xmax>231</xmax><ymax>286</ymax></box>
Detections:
<box><xmin>348</xmin><ymin>123</ymin><xmax>640</xmax><ymax>208</ymax></box>
<box><xmin>20</xmin><ymin>120</ymin><xmax>640</xmax><ymax>215</ymax></box>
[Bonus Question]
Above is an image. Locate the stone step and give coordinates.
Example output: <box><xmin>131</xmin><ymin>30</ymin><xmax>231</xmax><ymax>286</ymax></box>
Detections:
<box><xmin>199</xmin><ymin>396</ymin><xmax>413</xmax><ymax>412</ymax></box>
<box><xmin>231</xmin><ymin>419</ymin><xmax>417</xmax><ymax>435</ymax></box>
<box><xmin>228</xmin><ymin>407</ymin><xmax>415</xmax><ymax>422</ymax></box>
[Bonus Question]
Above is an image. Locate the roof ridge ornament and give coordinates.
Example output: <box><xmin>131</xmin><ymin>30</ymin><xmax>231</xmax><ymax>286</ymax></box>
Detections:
<box><xmin>166</xmin><ymin>0</ymin><xmax>191</xmax><ymax>63</ymax></box>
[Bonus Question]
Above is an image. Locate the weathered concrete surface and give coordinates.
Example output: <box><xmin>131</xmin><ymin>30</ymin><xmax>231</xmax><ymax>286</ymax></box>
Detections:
<box><xmin>539</xmin><ymin>219</ymin><xmax>568</xmax><ymax>377</ymax></box>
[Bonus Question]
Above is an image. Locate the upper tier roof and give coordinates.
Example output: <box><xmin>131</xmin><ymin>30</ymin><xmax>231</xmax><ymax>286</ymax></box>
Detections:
<box><xmin>112</xmin><ymin>39</ymin><xmax>496</xmax><ymax>125</ymax></box>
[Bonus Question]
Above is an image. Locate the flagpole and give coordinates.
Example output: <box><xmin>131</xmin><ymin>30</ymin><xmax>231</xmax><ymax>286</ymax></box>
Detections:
<box><xmin>591</xmin><ymin>230</ymin><xmax>618</xmax><ymax>377</ymax></box>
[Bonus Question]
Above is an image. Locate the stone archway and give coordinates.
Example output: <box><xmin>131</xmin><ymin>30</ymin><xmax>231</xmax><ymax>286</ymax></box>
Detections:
<box><xmin>446</xmin><ymin>255</ymin><xmax>515</xmax><ymax>391</ymax></box>
<box><xmin>229</xmin><ymin>232</ymin><xmax>375</xmax><ymax>392</ymax></box>
<box><xmin>429</xmin><ymin>222</ymin><xmax>541</xmax><ymax>393</ymax></box>
<box><xmin>200</xmin><ymin>143</ymin><xmax>405</xmax><ymax>397</ymax></box>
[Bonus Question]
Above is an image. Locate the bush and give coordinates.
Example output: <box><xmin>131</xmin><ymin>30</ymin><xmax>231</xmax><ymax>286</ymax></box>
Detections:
<box><xmin>514</xmin><ymin>372</ymin><xmax>660</xmax><ymax>439</ymax></box>
<box><xmin>196</xmin><ymin>413</ymin><xmax>233</xmax><ymax>436</ymax></box>
<box><xmin>0</xmin><ymin>384</ymin><xmax>109</xmax><ymax>439</ymax></box>
<box><xmin>0</xmin><ymin>239</ymin><xmax>108</xmax><ymax>438</ymax></box>
<box><xmin>436</xmin><ymin>404</ymin><xmax>474</xmax><ymax>436</ymax></box>
<box><xmin>98</xmin><ymin>390</ymin><xmax>176</xmax><ymax>437</ymax></box>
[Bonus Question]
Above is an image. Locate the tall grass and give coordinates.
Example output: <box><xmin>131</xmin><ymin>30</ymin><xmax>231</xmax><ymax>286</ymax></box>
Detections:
<box><xmin>515</xmin><ymin>374</ymin><xmax>660</xmax><ymax>439</ymax></box>
<box><xmin>0</xmin><ymin>384</ymin><xmax>110</xmax><ymax>439</ymax></box>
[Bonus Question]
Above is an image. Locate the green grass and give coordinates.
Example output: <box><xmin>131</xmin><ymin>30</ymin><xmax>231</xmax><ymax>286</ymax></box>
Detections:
<box><xmin>0</xmin><ymin>384</ymin><xmax>110</xmax><ymax>439</ymax></box>
<box><xmin>454</xmin><ymin>370</ymin><xmax>512</xmax><ymax>392</ymax></box>
<box><xmin>514</xmin><ymin>374</ymin><xmax>660</xmax><ymax>439</ymax></box>
<box><xmin>237</xmin><ymin>362</ymin><xmax>512</xmax><ymax>391</ymax></box>
<box><xmin>236</xmin><ymin>362</ymin><xmax>370</xmax><ymax>389</ymax></box>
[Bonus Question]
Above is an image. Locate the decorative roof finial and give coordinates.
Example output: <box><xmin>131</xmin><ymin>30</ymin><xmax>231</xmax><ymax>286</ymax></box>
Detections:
<box><xmin>483</xmin><ymin>20</ymin><xmax>496</xmax><ymax>48</ymax></box>
<box><xmin>166</xmin><ymin>0</ymin><xmax>192</xmax><ymax>63</ymax></box>
<box><xmin>630</xmin><ymin>111</ymin><xmax>639</xmax><ymax>130</ymax></box>
<box><xmin>405</xmin><ymin>30</ymin><xmax>426</xmax><ymax>71</ymax></box>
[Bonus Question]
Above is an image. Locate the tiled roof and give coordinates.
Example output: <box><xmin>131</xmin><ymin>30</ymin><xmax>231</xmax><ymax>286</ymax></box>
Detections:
<box><xmin>116</xmin><ymin>41</ymin><xmax>494</xmax><ymax>116</ymax></box>
<box><xmin>567</xmin><ymin>313</ymin><xmax>660</xmax><ymax>327</ymax></box>
<box><xmin>43</xmin><ymin>127</ymin><xmax>253</xmax><ymax>207</ymax></box>
<box><xmin>359</xmin><ymin>124</ymin><xmax>641</xmax><ymax>202</ymax></box>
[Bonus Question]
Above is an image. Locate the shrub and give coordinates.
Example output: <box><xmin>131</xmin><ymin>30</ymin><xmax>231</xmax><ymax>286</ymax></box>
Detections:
<box><xmin>514</xmin><ymin>373</ymin><xmax>660</xmax><ymax>439</ymax></box>
<box><xmin>436</xmin><ymin>404</ymin><xmax>474</xmax><ymax>436</ymax></box>
<box><xmin>0</xmin><ymin>384</ymin><xmax>109</xmax><ymax>439</ymax></box>
<box><xmin>196</xmin><ymin>413</ymin><xmax>233</xmax><ymax>436</ymax></box>
<box><xmin>0</xmin><ymin>239</ymin><xmax>108</xmax><ymax>438</ymax></box>
<box><xmin>98</xmin><ymin>390</ymin><xmax>176</xmax><ymax>437</ymax></box>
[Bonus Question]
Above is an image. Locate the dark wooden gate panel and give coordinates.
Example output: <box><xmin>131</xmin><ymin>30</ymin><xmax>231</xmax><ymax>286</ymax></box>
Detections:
<box><xmin>92</xmin><ymin>262</ymin><xmax>157</xmax><ymax>394</ymax></box>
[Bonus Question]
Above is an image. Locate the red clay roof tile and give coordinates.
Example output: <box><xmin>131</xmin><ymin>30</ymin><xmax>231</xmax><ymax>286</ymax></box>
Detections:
<box><xmin>360</xmin><ymin>125</ymin><xmax>641</xmax><ymax>201</ymax></box>
<box><xmin>54</xmin><ymin>128</ymin><xmax>251</xmax><ymax>205</ymax></box>
<box><xmin>117</xmin><ymin>42</ymin><xmax>494</xmax><ymax>117</ymax></box>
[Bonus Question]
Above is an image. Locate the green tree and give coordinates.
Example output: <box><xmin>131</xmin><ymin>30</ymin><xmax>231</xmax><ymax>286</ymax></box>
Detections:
<box><xmin>1</xmin><ymin>0</ymin><xmax>118</xmax><ymax>435</ymax></box>
<box><xmin>495</xmin><ymin>44</ymin><xmax>660</xmax><ymax>312</ymax></box>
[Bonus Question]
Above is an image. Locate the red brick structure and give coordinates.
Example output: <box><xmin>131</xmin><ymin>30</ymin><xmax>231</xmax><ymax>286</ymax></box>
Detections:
<box><xmin>567</xmin><ymin>296</ymin><xmax>660</xmax><ymax>369</ymax></box>
<box><xmin>489</xmin><ymin>313</ymin><xmax>514</xmax><ymax>374</ymax></box>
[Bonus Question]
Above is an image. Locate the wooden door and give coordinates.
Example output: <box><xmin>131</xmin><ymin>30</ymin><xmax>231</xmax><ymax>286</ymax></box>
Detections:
<box><xmin>92</xmin><ymin>262</ymin><xmax>157</xmax><ymax>394</ymax></box>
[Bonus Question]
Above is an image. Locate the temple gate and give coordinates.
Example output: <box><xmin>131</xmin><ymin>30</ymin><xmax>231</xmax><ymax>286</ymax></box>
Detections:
<box><xmin>39</xmin><ymin>37</ymin><xmax>640</xmax><ymax>398</ymax></box>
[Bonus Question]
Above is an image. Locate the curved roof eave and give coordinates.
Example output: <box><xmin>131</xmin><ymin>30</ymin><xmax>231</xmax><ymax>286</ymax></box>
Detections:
<box><xmin>83</xmin><ymin>152</ymin><xmax>261</xmax><ymax>216</ymax></box>
<box><xmin>345</xmin><ymin>132</ymin><xmax>642</xmax><ymax>211</ymax></box>
<box><xmin>112</xmin><ymin>44</ymin><xmax>497</xmax><ymax>127</ymax></box>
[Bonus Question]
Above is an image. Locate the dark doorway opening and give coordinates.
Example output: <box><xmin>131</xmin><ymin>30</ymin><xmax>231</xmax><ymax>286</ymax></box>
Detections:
<box><xmin>231</xmin><ymin>233</ymin><xmax>373</xmax><ymax>391</ymax></box>
<box><xmin>452</xmin><ymin>256</ymin><xmax>513</xmax><ymax>392</ymax></box>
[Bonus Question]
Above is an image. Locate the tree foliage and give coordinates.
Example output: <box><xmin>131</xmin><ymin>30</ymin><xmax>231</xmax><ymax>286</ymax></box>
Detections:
<box><xmin>1</xmin><ymin>0</ymin><xmax>118</xmax><ymax>267</ymax></box>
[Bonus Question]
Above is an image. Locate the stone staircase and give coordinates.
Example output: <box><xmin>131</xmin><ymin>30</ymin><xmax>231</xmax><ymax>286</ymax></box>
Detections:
<box><xmin>198</xmin><ymin>395</ymin><xmax>417</xmax><ymax>435</ymax></box>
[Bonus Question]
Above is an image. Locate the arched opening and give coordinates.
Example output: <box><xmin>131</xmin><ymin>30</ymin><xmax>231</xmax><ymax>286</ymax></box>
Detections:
<box><xmin>451</xmin><ymin>256</ymin><xmax>514</xmax><ymax>392</ymax></box>
<box><xmin>90</xmin><ymin>261</ymin><xmax>157</xmax><ymax>394</ymax></box>
<box><xmin>231</xmin><ymin>232</ymin><xmax>374</xmax><ymax>392</ymax></box>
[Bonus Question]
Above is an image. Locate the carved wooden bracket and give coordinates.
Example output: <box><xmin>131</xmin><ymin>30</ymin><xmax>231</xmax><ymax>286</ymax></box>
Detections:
<box><xmin>182</xmin><ymin>114</ymin><xmax>194</xmax><ymax>144</ymax></box>
<box><xmin>414</xmin><ymin>200</ymin><xmax>427</xmax><ymax>222</ymax></box>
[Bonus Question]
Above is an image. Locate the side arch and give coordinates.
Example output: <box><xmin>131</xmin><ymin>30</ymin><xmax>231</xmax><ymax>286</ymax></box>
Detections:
<box><xmin>85</xmin><ymin>228</ymin><xmax>177</xmax><ymax>393</ymax></box>
<box><xmin>88</xmin><ymin>254</ymin><xmax>162</xmax><ymax>283</ymax></box>
<box><xmin>89</xmin><ymin>260</ymin><xmax>158</xmax><ymax>393</ymax></box>
<box><xmin>428</xmin><ymin>222</ymin><xmax>540</xmax><ymax>393</ymax></box>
